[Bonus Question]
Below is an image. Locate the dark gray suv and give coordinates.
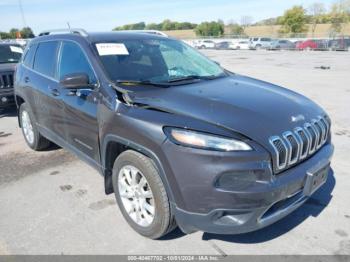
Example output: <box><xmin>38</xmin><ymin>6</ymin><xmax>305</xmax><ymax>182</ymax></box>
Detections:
<box><xmin>14</xmin><ymin>29</ymin><xmax>334</xmax><ymax>239</ymax></box>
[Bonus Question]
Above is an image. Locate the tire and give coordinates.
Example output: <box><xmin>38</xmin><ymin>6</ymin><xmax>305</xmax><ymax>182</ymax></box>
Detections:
<box><xmin>19</xmin><ymin>103</ymin><xmax>51</xmax><ymax>151</ymax></box>
<box><xmin>112</xmin><ymin>150</ymin><xmax>176</xmax><ymax>239</ymax></box>
<box><xmin>256</xmin><ymin>44</ymin><xmax>262</xmax><ymax>50</ymax></box>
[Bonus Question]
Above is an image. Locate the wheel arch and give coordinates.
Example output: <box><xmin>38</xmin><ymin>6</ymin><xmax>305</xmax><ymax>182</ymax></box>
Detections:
<box><xmin>102</xmin><ymin>134</ymin><xmax>175</xmax><ymax>203</ymax></box>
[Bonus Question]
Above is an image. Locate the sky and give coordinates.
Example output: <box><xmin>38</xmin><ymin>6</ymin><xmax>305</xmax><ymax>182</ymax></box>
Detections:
<box><xmin>0</xmin><ymin>0</ymin><xmax>336</xmax><ymax>34</ymax></box>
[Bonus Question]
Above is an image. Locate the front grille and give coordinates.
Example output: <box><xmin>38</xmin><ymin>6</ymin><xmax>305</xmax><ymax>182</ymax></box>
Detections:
<box><xmin>0</xmin><ymin>72</ymin><xmax>14</xmax><ymax>89</ymax></box>
<box><xmin>269</xmin><ymin>115</ymin><xmax>330</xmax><ymax>172</ymax></box>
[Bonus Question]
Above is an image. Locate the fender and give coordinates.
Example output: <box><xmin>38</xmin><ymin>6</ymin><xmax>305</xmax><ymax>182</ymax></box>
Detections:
<box><xmin>102</xmin><ymin>134</ymin><xmax>176</xmax><ymax>204</ymax></box>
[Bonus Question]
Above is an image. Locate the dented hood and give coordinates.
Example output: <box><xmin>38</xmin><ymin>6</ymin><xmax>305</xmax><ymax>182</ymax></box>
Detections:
<box><xmin>127</xmin><ymin>74</ymin><xmax>325</xmax><ymax>147</ymax></box>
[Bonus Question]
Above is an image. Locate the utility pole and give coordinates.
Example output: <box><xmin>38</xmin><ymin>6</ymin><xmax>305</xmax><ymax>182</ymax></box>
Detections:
<box><xmin>18</xmin><ymin>0</ymin><xmax>27</xmax><ymax>28</ymax></box>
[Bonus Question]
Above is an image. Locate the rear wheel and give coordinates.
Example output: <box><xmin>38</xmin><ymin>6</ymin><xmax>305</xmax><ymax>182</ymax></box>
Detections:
<box><xmin>19</xmin><ymin>103</ymin><xmax>51</xmax><ymax>151</ymax></box>
<box><xmin>112</xmin><ymin>150</ymin><xmax>176</xmax><ymax>239</ymax></box>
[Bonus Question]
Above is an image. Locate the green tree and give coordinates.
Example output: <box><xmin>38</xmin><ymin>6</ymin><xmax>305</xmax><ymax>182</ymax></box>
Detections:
<box><xmin>9</xmin><ymin>28</ymin><xmax>20</xmax><ymax>38</ymax></box>
<box><xmin>278</xmin><ymin>6</ymin><xmax>308</xmax><ymax>35</ymax></box>
<box><xmin>0</xmin><ymin>32</ymin><xmax>11</xmax><ymax>39</ymax></box>
<box><xmin>226</xmin><ymin>22</ymin><xmax>244</xmax><ymax>36</ymax></box>
<box><xmin>308</xmin><ymin>3</ymin><xmax>326</xmax><ymax>37</ymax></box>
<box><xmin>113</xmin><ymin>22</ymin><xmax>146</xmax><ymax>31</ymax></box>
<box><xmin>330</xmin><ymin>0</ymin><xmax>350</xmax><ymax>34</ymax></box>
<box><xmin>195</xmin><ymin>21</ymin><xmax>224</xmax><ymax>37</ymax></box>
<box><xmin>161</xmin><ymin>19</ymin><xmax>175</xmax><ymax>30</ymax></box>
<box><xmin>20</xmin><ymin>27</ymin><xmax>35</xmax><ymax>38</ymax></box>
<box><xmin>145</xmin><ymin>23</ymin><xmax>162</xmax><ymax>30</ymax></box>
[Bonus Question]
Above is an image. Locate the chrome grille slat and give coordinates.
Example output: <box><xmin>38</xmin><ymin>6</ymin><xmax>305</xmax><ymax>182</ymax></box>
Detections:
<box><xmin>318</xmin><ymin>117</ymin><xmax>328</xmax><ymax>143</ymax></box>
<box><xmin>312</xmin><ymin>119</ymin><xmax>323</xmax><ymax>149</ymax></box>
<box><xmin>269</xmin><ymin>115</ymin><xmax>330</xmax><ymax>172</ymax></box>
<box><xmin>282</xmin><ymin>131</ymin><xmax>299</xmax><ymax>165</ymax></box>
<box><xmin>294</xmin><ymin>127</ymin><xmax>309</xmax><ymax>160</ymax></box>
<box><xmin>269</xmin><ymin>136</ymin><xmax>288</xmax><ymax>170</ymax></box>
<box><xmin>304</xmin><ymin>123</ymin><xmax>317</xmax><ymax>154</ymax></box>
<box><xmin>0</xmin><ymin>75</ymin><xmax>3</xmax><ymax>88</ymax></box>
<box><xmin>0</xmin><ymin>72</ymin><xmax>14</xmax><ymax>89</ymax></box>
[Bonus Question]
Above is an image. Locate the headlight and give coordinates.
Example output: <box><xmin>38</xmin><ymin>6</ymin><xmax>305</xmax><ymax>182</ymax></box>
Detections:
<box><xmin>164</xmin><ymin>127</ymin><xmax>252</xmax><ymax>151</ymax></box>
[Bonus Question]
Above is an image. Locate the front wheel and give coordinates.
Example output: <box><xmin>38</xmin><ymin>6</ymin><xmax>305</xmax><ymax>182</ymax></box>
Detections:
<box><xmin>19</xmin><ymin>103</ymin><xmax>51</xmax><ymax>151</ymax></box>
<box><xmin>112</xmin><ymin>150</ymin><xmax>176</xmax><ymax>239</ymax></box>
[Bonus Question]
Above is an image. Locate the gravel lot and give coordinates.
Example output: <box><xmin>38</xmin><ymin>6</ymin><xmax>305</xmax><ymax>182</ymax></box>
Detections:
<box><xmin>0</xmin><ymin>50</ymin><xmax>349</xmax><ymax>255</ymax></box>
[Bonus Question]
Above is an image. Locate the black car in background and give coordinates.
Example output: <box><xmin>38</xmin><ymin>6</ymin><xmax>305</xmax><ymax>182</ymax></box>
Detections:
<box><xmin>0</xmin><ymin>43</ymin><xmax>23</xmax><ymax>108</ymax></box>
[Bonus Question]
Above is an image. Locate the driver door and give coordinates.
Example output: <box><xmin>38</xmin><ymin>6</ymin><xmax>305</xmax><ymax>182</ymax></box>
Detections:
<box><xmin>57</xmin><ymin>41</ymin><xmax>100</xmax><ymax>163</ymax></box>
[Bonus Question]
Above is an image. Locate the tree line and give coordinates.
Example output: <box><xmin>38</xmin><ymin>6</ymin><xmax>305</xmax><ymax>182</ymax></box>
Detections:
<box><xmin>112</xmin><ymin>0</ymin><xmax>350</xmax><ymax>37</ymax></box>
<box><xmin>1</xmin><ymin>0</ymin><xmax>349</xmax><ymax>39</ymax></box>
<box><xmin>0</xmin><ymin>27</ymin><xmax>35</xmax><ymax>39</ymax></box>
<box><xmin>257</xmin><ymin>1</ymin><xmax>350</xmax><ymax>36</ymax></box>
<box><xmin>113</xmin><ymin>20</ymin><xmax>197</xmax><ymax>31</ymax></box>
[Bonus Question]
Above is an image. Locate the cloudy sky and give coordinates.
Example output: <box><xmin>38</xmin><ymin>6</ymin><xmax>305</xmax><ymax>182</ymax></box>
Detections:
<box><xmin>0</xmin><ymin>0</ymin><xmax>336</xmax><ymax>34</ymax></box>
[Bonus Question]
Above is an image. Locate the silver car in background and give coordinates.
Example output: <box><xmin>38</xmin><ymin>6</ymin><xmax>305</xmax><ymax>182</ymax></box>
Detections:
<box><xmin>269</xmin><ymin>40</ymin><xmax>296</xmax><ymax>50</ymax></box>
<box><xmin>249</xmin><ymin>37</ymin><xmax>273</xmax><ymax>49</ymax></box>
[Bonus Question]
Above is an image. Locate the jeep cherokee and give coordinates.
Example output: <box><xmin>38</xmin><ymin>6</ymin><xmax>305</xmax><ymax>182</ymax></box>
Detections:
<box><xmin>0</xmin><ymin>43</ymin><xmax>23</xmax><ymax>108</ymax></box>
<box><xmin>14</xmin><ymin>29</ymin><xmax>334</xmax><ymax>239</ymax></box>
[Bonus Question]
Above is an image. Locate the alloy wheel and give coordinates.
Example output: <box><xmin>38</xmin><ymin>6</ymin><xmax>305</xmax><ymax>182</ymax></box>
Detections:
<box><xmin>21</xmin><ymin>110</ymin><xmax>34</xmax><ymax>145</ymax></box>
<box><xmin>118</xmin><ymin>165</ymin><xmax>155</xmax><ymax>227</ymax></box>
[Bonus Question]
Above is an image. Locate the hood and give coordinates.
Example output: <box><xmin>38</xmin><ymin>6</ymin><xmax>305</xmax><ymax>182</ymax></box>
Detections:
<box><xmin>0</xmin><ymin>63</ymin><xmax>16</xmax><ymax>72</ymax></box>
<box><xmin>127</xmin><ymin>75</ymin><xmax>325</xmax><ymax>148</ymax></box>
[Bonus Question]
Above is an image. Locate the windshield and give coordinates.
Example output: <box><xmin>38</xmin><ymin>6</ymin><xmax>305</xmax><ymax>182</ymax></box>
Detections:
<box><xmin>0</xmin><ymin>45</ymin><xmax>23</xmax><ymax>64</ymax></box>
<box><xmin>95</xmin><ymin>38</ymin><xmax>225</xmax><ymax>84</ymax></box>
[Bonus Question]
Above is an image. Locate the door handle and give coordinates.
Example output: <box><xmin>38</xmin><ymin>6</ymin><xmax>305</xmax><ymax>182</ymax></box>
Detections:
<box><xmin>24</xmin><ymin>76</ymin><xmax>30</xmax><ymax>83</ymax></box>
<box><xmin>48</xmin><ymin>86</ymin><xmax>60</xmax><ymax>97</ymax></box>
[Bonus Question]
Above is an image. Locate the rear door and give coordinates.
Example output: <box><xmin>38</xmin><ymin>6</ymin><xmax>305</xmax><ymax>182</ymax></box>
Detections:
<box><xmin>26</xmin><ymin>41</ymin><xmax>65</xmax><ymax>138</ymax></box>
<box><xmin>57</xmin><ymin>41</ymin><xmax>100</xmax><ymax>163</ymax></box>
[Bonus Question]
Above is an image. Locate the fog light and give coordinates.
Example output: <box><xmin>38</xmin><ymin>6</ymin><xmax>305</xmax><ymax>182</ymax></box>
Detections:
<box><xmin>1</xmin><ymin>97</ymin><xmax>8</xmax><ymax>103</ymax></box>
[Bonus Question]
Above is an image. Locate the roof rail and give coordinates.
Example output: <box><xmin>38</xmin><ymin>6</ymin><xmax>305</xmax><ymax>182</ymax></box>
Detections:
<box><xmin>117</xmin><ymin>30</ymin><xmax>168</xmax><ymax>37</ymax></box>
<box><xmin>38</xmin><ymin>28</ymin><xmax>88</xmax><ymax>37</ymax></box>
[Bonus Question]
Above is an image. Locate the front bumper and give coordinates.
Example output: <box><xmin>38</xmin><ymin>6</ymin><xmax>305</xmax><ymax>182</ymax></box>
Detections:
<box><xmin>165</xmin><ymin>143</ymin><xmax>334</xmax><ymax>234</ymax></box>
<box><xmin>0</xmin><ymin>89</ymin><xmax>15</xmax><ymax>108</ymax></box>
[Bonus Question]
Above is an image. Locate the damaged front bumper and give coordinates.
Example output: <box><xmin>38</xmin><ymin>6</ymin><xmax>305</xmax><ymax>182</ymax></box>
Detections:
<box><xmin>168</xmin><ymin>143</ymin><xmax>334</xmax><ymax>235</ymax></box>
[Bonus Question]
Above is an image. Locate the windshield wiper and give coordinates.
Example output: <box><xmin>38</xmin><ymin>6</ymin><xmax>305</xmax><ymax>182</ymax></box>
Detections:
<box><xmin>115</xmin><ymin>80</ymin><xmax>170</xmax><ymax>87</ymax></box>
<box><xmin>167</xmin><ymin>74</ymin><xmax>224</xmax><ymax>83</ymax></box>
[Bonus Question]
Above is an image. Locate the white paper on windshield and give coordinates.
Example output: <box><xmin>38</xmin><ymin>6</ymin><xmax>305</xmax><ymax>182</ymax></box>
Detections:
<box><xmin>10</xmin><ymin>46</ymin><xmax>23</xmax><ymax>53</ymax></box>
<box><xmin>96</xmin><ymin>43</ymin><xmax>129</xmax><ymax>56</ymax></box>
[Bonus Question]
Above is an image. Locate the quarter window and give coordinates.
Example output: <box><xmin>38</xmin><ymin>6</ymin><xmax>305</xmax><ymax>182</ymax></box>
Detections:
<box><xmin>58</xmin><ymin>42</ymin><xmax>96</xmax><ymax>83</ymax></box>
<box><xmin>33</xmin><ymin>41</ymin><xmax>59</xmax><ymax>78</ymax></box>
<box><xmin>23</xmin><ymin>44</ymin><xmax>37</xmax><ymax>68</ymax></box>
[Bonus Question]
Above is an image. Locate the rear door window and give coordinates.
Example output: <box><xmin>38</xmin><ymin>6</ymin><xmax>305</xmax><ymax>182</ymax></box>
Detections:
<box><xmin>33</xmin><ymin>41</ymin><xmax>59</xmax><ymax>78</ymax></box>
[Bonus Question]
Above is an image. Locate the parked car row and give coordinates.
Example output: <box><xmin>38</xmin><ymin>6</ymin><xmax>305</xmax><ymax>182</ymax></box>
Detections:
<box><xmin>193</xmin><ymin>37</ymin><xmax>350</xmax><ymax>51</ymax></box>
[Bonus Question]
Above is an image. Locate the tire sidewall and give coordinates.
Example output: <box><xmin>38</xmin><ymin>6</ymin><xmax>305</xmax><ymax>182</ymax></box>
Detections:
<box><xmin>112</xmin><ymin>151</ymin><xmax>170</xmax><ymax>239</ymax></box>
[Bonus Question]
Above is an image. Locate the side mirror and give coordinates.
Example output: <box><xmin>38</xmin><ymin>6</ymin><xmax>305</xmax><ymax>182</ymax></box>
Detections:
<box><xmin>60</xmin><ymin>73</ymin><xmax>91</xmax><ymax>89</ymax></box>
